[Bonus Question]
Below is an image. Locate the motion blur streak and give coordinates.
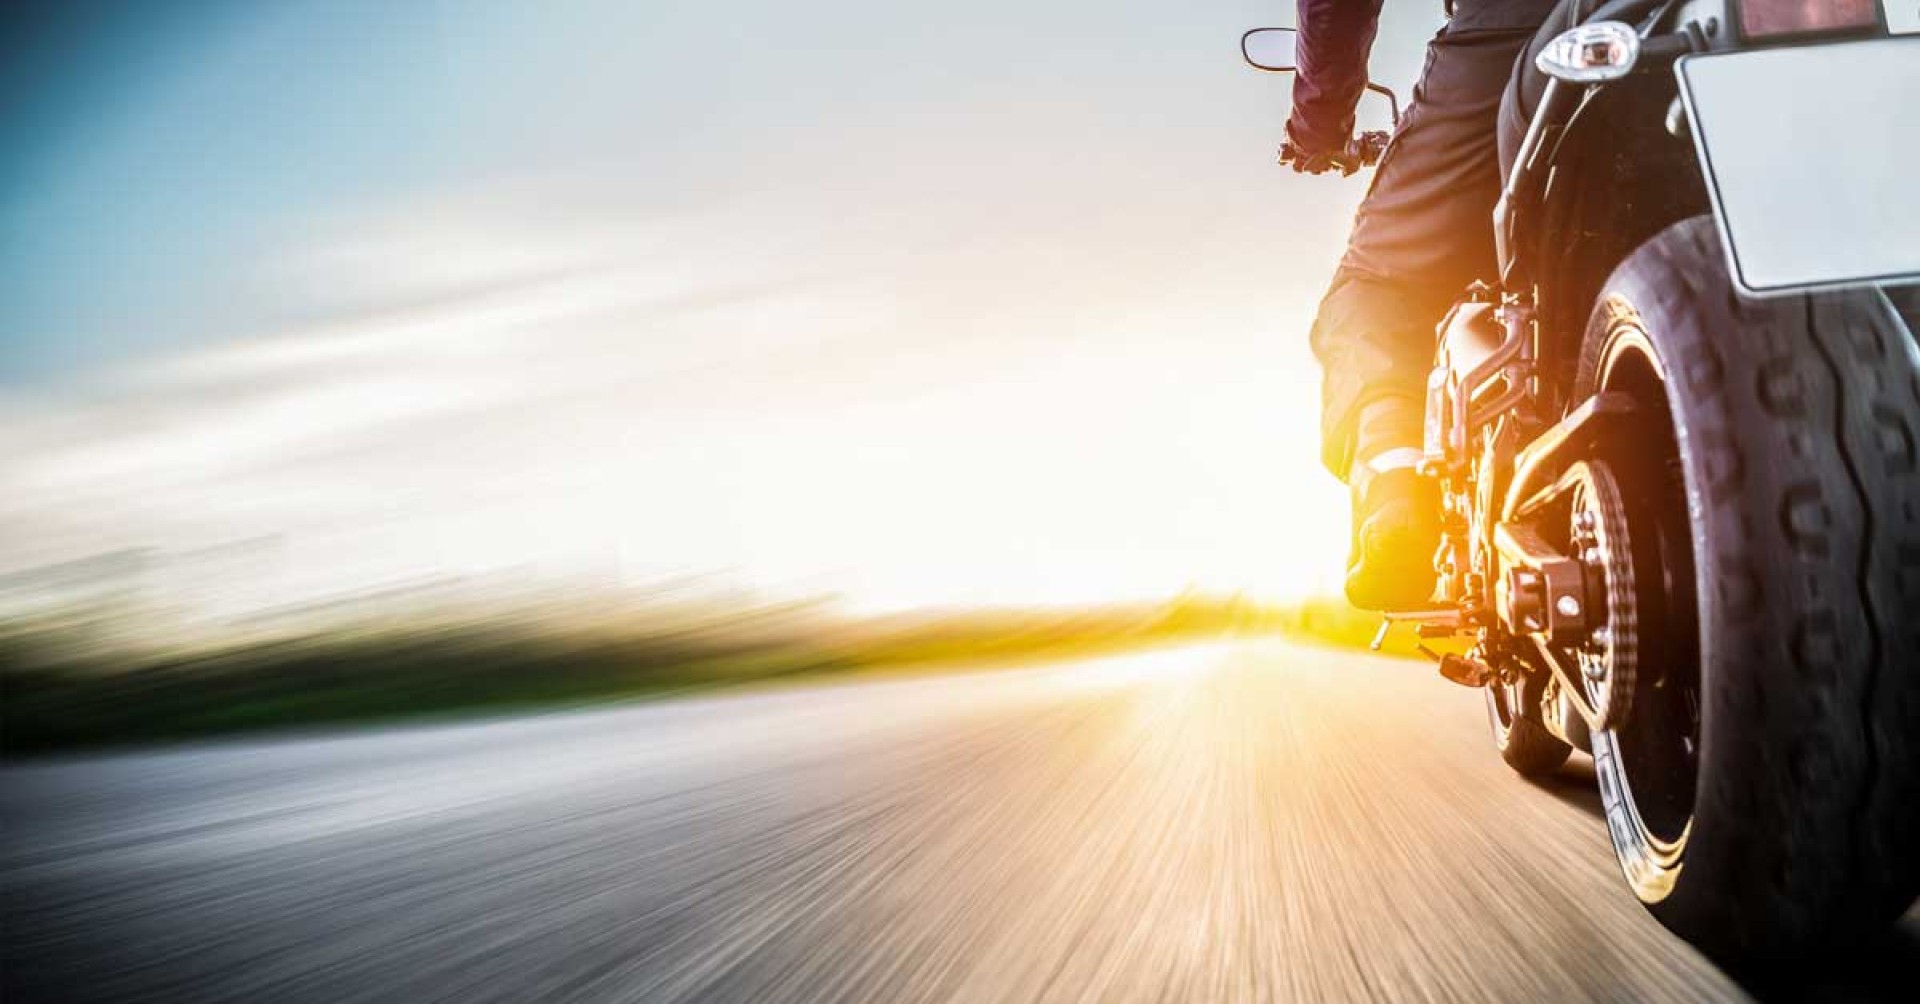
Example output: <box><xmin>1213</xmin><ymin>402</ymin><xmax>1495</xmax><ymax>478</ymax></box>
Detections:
<box><xmin>11</xmin><ymin>640</ymin><xmax>1851</xmax><ymax>1004</ymax></box>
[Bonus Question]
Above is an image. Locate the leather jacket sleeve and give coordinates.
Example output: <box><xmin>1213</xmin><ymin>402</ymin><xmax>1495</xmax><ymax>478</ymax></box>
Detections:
<box><xmin>1287</xmin><ymin>0</ymin><xmax>1386</xmax><ymax>154</ymax></box>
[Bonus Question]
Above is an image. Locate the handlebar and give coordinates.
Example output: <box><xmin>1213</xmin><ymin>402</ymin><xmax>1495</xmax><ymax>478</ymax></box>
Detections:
<box><xmin>1278</xmin><ymin>129</ymin><xmax>1393</xmax><ymax>175</ymax></box>
<box><xmin>1350</xmin><ymin>130</ymin><xmax>1390</xmax><ymax>168</ymax></box>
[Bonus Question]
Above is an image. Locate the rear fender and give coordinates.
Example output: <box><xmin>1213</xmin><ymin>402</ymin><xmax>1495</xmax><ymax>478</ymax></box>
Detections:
<box><xmin>1526</xmin><ymin>70</ymin><xmax>1711</xmax><ymax>406</ymax></box>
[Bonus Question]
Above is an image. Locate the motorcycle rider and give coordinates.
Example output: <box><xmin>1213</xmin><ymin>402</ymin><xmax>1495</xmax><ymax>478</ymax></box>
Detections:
<box><xmin>1285</xmin><ymin>0</ymin><xmax>1559</xmax><ymax>609</ymax></box>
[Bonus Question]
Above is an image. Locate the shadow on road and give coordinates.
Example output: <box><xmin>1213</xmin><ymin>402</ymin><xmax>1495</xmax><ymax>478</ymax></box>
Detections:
<box><xmin>1523</xmin><ymin>758</ymin><xmax>1604</xmax><ymax>822</ymax></box>
<box><xmin>1736</xmin><ymin>915</ymin><xmax>1920</xmax><ymax>1004</ymax></box>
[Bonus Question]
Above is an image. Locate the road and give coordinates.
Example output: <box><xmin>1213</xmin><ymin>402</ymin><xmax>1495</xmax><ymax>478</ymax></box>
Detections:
<box><xmin>3</xmin><ymin>640</ymin><xmax>1914</xmax><ymax>1003</ymax></box>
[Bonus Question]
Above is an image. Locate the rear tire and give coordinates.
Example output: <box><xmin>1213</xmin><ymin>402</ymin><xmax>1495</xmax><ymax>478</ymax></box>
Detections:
<box><xmin>1577</xmin><ymin>217</ymin><xmax>1920</xmax><ymax>968</ymax></box>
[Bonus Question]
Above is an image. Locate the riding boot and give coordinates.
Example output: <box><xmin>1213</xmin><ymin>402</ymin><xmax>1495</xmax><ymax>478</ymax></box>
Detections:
<box><xmin>1344</xmin><ymin>397</ymin><xmax>1441</xmax><ymax>611</ymax></box>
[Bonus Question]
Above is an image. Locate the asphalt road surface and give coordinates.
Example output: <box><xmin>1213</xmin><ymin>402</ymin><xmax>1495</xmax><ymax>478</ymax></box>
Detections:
<box><xmin>4</xmin><ymin>640</ymin><xmax>1915</xmax><ymax>1003</ymax></box>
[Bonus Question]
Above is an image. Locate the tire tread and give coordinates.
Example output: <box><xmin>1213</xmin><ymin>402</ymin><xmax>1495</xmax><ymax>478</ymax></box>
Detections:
<box><xmin>1581</xmin><ymin>218</ymin><xmax>1920</xmax><ymax>964</ymax></box>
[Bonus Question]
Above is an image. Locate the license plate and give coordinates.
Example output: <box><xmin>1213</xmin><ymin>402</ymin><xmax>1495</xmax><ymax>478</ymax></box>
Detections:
<box><xmin>1675</xmin><ymin>38</ymin><xmax>1920</xmax><ymax>296</ymax></box>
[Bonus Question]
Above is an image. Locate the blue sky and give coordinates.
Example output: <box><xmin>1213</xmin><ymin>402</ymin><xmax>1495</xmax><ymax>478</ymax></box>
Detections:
<box><xmin>0</xmin><ymin>0</ymin><xmax>1442</xmax><ymax>609</ymax></box>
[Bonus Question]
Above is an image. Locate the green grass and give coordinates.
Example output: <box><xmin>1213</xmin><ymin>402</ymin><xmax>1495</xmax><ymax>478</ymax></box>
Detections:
<box><xmin>2</xmin><ymin>595</ymin><xmax>1310</xmax><ymax>756</ymax></box>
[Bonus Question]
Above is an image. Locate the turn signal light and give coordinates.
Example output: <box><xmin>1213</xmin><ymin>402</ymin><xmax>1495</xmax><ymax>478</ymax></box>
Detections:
<box><xmin>1738</xmin><ymin>0</ymin><xmax>1881</xmax><ymax>39</ymax></box>
<box><xmin>1536</xmin><ymin>22</ymin><xmax>1641</xmax><ymax>82</ymax></box>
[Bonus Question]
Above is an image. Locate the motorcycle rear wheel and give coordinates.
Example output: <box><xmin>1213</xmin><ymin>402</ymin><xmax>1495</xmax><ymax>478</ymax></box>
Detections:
<box><xmin>1575</xmin><ymin>217</ymin><xmax>1920</xmax><ymax>969</ymax></box>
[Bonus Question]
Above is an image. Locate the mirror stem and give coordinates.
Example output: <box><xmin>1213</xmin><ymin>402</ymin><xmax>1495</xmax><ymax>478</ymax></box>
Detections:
<box><xmin>1366</xmin><ymin>83</ymin><xmax>1402</xmax><ymax>125</ymax></box>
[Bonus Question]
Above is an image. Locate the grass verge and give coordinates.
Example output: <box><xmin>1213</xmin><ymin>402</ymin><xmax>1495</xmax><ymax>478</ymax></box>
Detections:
<box><xmin>3</xmin><ymin>595</ymin><xmax>1319</xmax><ymax>756</ymax></box>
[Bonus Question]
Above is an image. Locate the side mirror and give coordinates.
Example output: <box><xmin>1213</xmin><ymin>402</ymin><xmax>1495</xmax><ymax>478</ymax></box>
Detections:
<box><xmin>1239</xmin><ymin>26</ymin><xmax>1402</xmax><ymax>125</ymax></box>
<box><xmin>1241</xmin><ymin>28</ymin><xmax>1298</xmax><ymax>72</ymax></box>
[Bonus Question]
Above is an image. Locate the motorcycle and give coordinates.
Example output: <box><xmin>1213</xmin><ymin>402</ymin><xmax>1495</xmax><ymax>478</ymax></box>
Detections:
<box><xmin>1244</xmin><ymin>0</ymin><xmax>1920</xmax><ymax>970</ymax></box>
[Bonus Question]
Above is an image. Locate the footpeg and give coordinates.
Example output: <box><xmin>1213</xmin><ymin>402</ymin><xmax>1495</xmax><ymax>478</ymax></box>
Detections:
<box><xmin>1436</xmin><ymin>653</ymin><xmax>1493</xmax><ymax>688</ymax></box>
<box><xmin>1368</xmin><ymin>609</ymin><xmax>1464</xmax><ymax>651</ymax></box>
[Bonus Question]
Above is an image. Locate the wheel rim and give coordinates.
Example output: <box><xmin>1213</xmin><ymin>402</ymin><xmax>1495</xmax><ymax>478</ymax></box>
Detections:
<box><xmin>1588</xmin><ymin>306</ymin><xmax>1704</xmax><ymax>903</ymax></box>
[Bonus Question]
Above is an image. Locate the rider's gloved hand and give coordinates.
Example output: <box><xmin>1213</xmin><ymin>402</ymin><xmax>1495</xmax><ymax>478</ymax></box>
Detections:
<box><xmin>1279</xmin><ymin>136</ymin><xmax>1359</xmax><ymax>176</ymax></box>
<box><xmin>1279</xmin><ymin>114</ymin><xmax>1358</xmax><ymax>175</ymax></box>
<box><xmin>1279</xmin><ymin>124</ymin><xmax>1391</xmax><ymax>176</ymax></box>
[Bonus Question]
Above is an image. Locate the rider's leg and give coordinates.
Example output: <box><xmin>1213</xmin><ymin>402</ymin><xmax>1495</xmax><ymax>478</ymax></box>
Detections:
<box><xmin>1313</xmin><ymin>270</ymin><xmax>1449</xmax><ymax>610</ymax></box>
<box><xmin>1309</xmin><ymin>0</ymin><xmax>1559</xmax><ymax>610</ymax></box>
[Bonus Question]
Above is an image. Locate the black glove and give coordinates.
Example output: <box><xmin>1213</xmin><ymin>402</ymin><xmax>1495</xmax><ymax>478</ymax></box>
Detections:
<box><xmin>1278</xmin><ymin>130</ymin><xmax>1390</xmax><ymax>176</ymax></box>
<box><xmin>1279</xmin><ymin>137</ymin><xmax>1356</xmax><ymax>176</ymax></box>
